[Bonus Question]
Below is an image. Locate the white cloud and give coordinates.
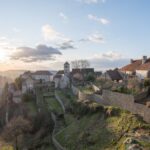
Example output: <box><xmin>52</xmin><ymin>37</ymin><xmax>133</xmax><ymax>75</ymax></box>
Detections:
<box><xmin>59</xmin><ymin>12</ymin><xmax>68</xmax><ymax>21</ymax></box>
<box><xmin>78</xmin><ymin>0</ymin><xmax>106</xmax><ymax>4</ymax></box>
<box><xmin>88</xmin><ymin>14</ymin><xmax>110</xmax><ymax>25</ymax></box>
<box><xmin>88</xmin><ymin>51</ymin><xmax>129</xmax><ymax>70</ymax></box>
<box><xmin>11</xmin><ymin>44</ymin><xmax>61</xmax><ymax>62</ymax></box>
<box><xmin>80</xmin><ymin>33</ymin><xmax>104</xmax><ymax>43</ymax></box>
<box><xmin>13</xmin><ymin>28</ymin><xmax>21</xmax><ymax>33</ymax></box>
<box><xmin>42</xmin><ymin>24</ymin><xmax>71</xmax><ymax>43</ymax></box>
<box><xmin>92</xmin><ymin>51</ymin><xmax>122</xmax><ymax>60</ymax></box>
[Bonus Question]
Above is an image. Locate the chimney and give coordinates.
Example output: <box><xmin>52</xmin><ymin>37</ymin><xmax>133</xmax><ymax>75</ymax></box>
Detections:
<box><xmin>130</xmin><ymin>59</ymin><xmax>134</xmax><ymax>64</ymax></box>
<box><xmin>142</xmin><ymin>56</ymin><xmax>147</xmax><ymax>64</ymax></box>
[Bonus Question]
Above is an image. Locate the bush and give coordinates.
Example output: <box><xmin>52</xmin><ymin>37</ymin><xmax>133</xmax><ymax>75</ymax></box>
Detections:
<box><xmin>22</xmin><ymin>93</ymin><xmax>36</xmax><ymax>102</ymax></box>
<box><xmin>86</xmin><ymin>73</ymin><xmax>96</xmax><ymax>82</ymax></box>
<box><xmin>144</xmin><ymin>79</ymin><xmax>150</xmax><ymax>87</ymax></box>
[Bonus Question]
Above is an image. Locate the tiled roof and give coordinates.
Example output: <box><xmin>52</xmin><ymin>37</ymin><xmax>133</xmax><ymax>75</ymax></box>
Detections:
<box><xmin>54</xmin><ymin>74</ymin><xmax>62</xmax><ymax>79</ymax></box>
<box><xmin>32</xmin><ymin>71</ymin><xmax>52</xmax><ymax>75</ymax></box>
<box><xmin>137</xmin><ymin>58</ymin><xmax>150</xmax><ymax>70</ymax></box>
<box><xmin>64</xmin><ymin>62</ymin><xmax>69</xmax><ymax>65</ymax></box>
<box><xmin>120</xmin><ymin>60</ymin><xmax>142</xmax><ymax>72</ymax></box>
<box><xmin>107</xmin><ymin>69</ymin><xmax>123</xmax><ymax>81</ymax></box>
<box><xmin>72</xmin><ymin>68</ymin><xmax>94</xmax><ymax>74</ymax></box>
<box><xmin>56</xmin><ymin>70</ymin><xmax>64</xmax><ymax>75</ymax></box>
<box><xmin>121</xmin><ymin>58</ymin><xmax>150</xmax><ymax>71</ymax></box>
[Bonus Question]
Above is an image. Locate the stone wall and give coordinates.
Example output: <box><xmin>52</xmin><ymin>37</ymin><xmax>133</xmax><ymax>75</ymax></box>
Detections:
<box><xmin>71</xmin><ymin>85</ymin><xmax>80</xmax><ymax>96</ymax></box>
<box><xmin>71</xmin><ymin>85</ymin><xmax>150</xmax><ymax>123</ymax></box>
<box><xmin>102</xmin><ymin>90</ymin><xmax>135</xmax><ymax>110</ymax></box>
<box><xmin>134</xmin><ymin>90</ymin><xmax>148</xmax><ymax>102</ymax></box>
<box><xmin>102</xmin><ymin>90</ymin><xmax>150</xmax><ymax>123</ymax></box>
<box><xmin>92</xmin><ymin>84</ymin><xmax>100</xmax><ymax>92</ymax></box>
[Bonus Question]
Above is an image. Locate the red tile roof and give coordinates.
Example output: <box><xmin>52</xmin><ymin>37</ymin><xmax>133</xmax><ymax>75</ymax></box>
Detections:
<box><xmin>120</xmin><ymin>60</ymin><xmax>142</xmax><ymax>72</ymax></box>
<box><xmin>120</xmin><ymin>58</ymin><xmax>150</xmax><ymax>72</ymax></box>
<box><xmin>137</xmin><ymin>58</ymin><xmax>150</xmax><ymax>70</ymax></box>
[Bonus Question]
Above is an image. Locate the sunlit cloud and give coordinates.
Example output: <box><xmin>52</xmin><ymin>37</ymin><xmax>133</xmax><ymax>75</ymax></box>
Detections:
<box><xmin>42</xmin><ymin>24</ymin><xmax>75</xmax><ymax>49</ymax></box>
<box><xmin>0</xmin><ymin>37</ymin><xmax>22</xmax><ymax>61</ymax></box>
<box><xmin>42</xmin><ymin>24</ymin><xmax>70</xmax><ymax>43</ymax></box>
<box><xmin>10</xmin><ymin>44</ymin><xmax>62</xmax><ymax>62</ymax></box>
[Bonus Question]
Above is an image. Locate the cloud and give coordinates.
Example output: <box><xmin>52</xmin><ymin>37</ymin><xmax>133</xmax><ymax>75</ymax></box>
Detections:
<box><xmin>78</xmin><ymin>0</ymin><xmax>106</xmax><ymax>4</ymax></box>
<box><xmin>58</xmin><ymin>40</ymin><xmax>75</xmax><ymax>50</ymax></box>
<box><xmin>13</xmin><ymin>28</ymin><xmax>21</xmax><ymax>33</ymax></box>
<box><xmin>59</xmin><ymin>12</ymin><xmax>68</xmax><ymax>21</ymax></box>
<box><xmin>10</xmin><ymin>44</ymin><xmax>62</xmax><ymax>62</ymax></box>
<box><xmin>80</xmin><ymin>33</ymin><xmax>104</xmax><ymax>43</ymax></box>
<box><xmin>89</xmin><ymin>51</ymin><xmax>129</xmax><ymax>70</ymax></box>
<box><xmin>0</xmin><ymin>37</ymin><xmax>23</xmax><ymax>61</ymax></box>
<box><xmin>88</xmin><ymin>14</ymin><xmax>110</xmax><ymax>25</ymax></box>
<box><xmin>42</xmin><ymin>24</ymin><xmax>75</xmax><ymax>49</ymax></box>
<box><xmin>42</xmin><ymin>24</ymin><xmax>70</xmax><ymax>43</ymax></box>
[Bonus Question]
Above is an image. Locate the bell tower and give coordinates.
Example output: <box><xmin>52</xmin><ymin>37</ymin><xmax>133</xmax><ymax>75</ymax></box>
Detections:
<box><xmin>64</xmin><ymin>62</ymin><xmax>70</xmax><ymax>76</ymax></box>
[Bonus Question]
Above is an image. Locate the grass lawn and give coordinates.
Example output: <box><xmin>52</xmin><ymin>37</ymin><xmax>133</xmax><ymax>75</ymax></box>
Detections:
<box><xmin>45</xmin><ymin>97</ymin><xmax>63</xmax><ymax>114</ymax></box>
<box><xmin>55</xmin><ymin>89</ymin><xmax>76</xmax><ymax>108</ymax></box>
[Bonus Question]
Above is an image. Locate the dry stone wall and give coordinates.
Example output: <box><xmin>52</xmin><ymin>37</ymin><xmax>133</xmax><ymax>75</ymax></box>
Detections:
<box><xmin>71</xmin><ymin>85</ymin><xmax>150</xmax><ymax>123</ymax></box>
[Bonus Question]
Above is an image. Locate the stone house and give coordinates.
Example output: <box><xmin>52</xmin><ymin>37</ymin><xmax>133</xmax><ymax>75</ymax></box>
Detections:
<box><xmin>8</xmin><ymin>83</ymin><xmax>16</xmax><ymax>94</ymax></box>
<box><xmin>53</xmin><ymin>74</ymin><xmax>62</xmax><ymax>88</ymax></box>
<box><xmin>120</xmin><ymin>56</ymin><xmax>150</xmax><ymax>79</ymax></box>
<box><xmin>54</xmin><ymin>62</ymin><xmax>71</xmax><ymax>89</ymax></box>
<box><xmin>22</xmin><ymin>76</ymin><xmax>35</xmax><ymax>94</ymax></box>
<box><xmin>31</xmin><ymin>71</ymin><xmax>53</xmax><ymax>82</ymax></box>
<box><xmin>12</xmin><ymin>90</ymin><xmax>22</xmax><ymax>103</ymax></box>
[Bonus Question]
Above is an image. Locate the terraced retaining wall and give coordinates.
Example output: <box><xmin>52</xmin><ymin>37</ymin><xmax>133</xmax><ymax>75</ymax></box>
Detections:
<box><xmin>71</xmin><ymin>85</ymin><xmax>150</xmax><ymax>123</ymax></box>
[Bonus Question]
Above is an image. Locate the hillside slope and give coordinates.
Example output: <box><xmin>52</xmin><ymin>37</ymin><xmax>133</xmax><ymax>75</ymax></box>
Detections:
<box><xmin>55</xmin><ymin>90</ymin><xmax>150</xmax><ymax>150</ymax></box>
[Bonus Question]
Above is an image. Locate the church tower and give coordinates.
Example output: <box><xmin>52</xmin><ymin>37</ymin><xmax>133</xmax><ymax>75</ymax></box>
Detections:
<box><xmin>64</xmin><ymin>62</ymin><xmax>70</xmax><ymax>76</ymax></box>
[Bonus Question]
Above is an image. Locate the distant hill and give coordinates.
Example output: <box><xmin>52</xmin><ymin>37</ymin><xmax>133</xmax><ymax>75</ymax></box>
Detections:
<box><xmin>0</xmin><ymin>70</ymin><xmax>27</xmax><ymax>80</ymax></box>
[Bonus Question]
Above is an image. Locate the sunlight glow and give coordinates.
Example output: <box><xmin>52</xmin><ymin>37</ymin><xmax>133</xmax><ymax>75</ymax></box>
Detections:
<box><xmin>0</xmin><ymin>51</ymin><xmax>7</xmax><ymax>61</ymax></box>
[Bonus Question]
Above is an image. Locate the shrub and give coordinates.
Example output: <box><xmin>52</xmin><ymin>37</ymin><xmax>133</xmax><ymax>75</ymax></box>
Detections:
<box><xmin>22</xmin><ymin>93</ymin><xmax>36</xmax><ymax>102</ymax></box>
<box><xmin>144</xmin><ymin>79</ymin><xmax>150</xmax><ymax>87</ymax></box>
<box><xmin>86</xmin><ymin>73</ymin><xmax>96</xmax><ymax>82</ymax></box>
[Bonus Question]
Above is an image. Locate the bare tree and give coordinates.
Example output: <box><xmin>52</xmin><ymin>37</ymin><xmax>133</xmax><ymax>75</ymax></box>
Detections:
<box><xmin>71</xmin><ymin>60</ymin><xmax>80</xmax><ymax>69</ymax></box>
<box><xmin>71</xmin><ymin>60</ymin><xmax>90</xmax><ymax>69</ymax></box>
<box><xmin>80</xmin><ymin>60</ymin><xmax>90</xmax><ymax>68</ymax></box>
<box><xmin>2</xmin><ymin>116</ymin><xmax>32</xmax><ymax>150</ymax></box>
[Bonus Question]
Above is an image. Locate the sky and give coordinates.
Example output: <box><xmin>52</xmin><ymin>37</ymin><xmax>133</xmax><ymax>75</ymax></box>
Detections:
<box><xmin>0</xmin><ymin>0</ymin><xmax>150</xmax><ymax>71</ymax></box>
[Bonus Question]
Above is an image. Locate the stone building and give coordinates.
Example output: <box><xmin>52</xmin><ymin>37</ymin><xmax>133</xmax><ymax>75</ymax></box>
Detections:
<box><xmin>54</xmin><ymin>62</ymin><xmax>71</xmax><ymax>89</ymax></box>
<box><xmin>120</xmin><ymin>56</ymin><xmax>150</xmax><ymax>79</ymax></box>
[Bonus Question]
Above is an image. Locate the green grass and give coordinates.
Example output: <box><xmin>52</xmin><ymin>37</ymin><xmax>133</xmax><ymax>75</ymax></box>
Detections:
<box><xmin>1</xmin><ymin>146</ymin><xmax>14</xmax><ymax>150</ymax></box>
<box><xmin>0</xmin><ymin>141</ymin><xmax>14</xmax><ymax>150</ymax></box>
<box><xmin>55</xmin><ymin>104</ymin><xmax>150</xmax><ymax>150</ymax></box>
<box><xmin>45</xmin><ymin>97</ymin><xmax>63</xmax><ymax>114</ymax></box>
<box><xmin>55</xmin><ymin>89</ymin><xmax>76</xmax><ymax>108</ymax></box>
<box><xmin>79</xmin><ymin>86</ymin><xmax>95</xmax><ymax>94</ymax></box>
<box><xmin>24</xmin><ymin>101</ymin><xmax>37</xmax><ymax>116</ymax></box>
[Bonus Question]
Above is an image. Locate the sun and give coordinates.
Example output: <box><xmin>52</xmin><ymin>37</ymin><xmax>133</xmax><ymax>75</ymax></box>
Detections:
<box><xmin>0</xmin><ymin>51</ymin><xmax>7</xmax><ymax>61</ymax></box>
